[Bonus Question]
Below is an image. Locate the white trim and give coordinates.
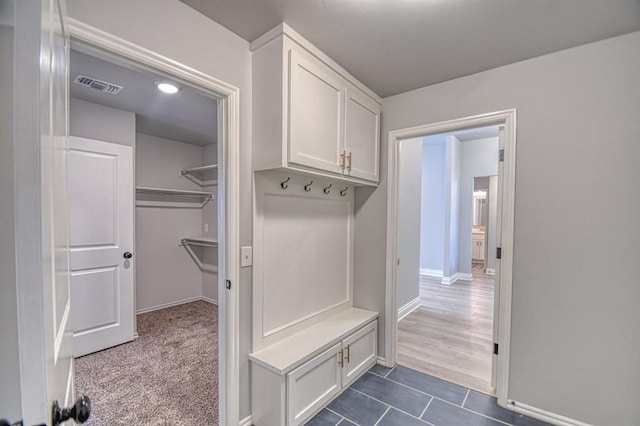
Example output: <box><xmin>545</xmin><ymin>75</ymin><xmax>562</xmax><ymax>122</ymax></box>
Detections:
<box><xmin>67</xmin><ymin>19</ymin><xmax>241</xmax><ymax>426</ymax></box>
<box><xmin>458</xmin><ymin>273</ymin><xmax>473</xmax><ymax>282</ymax></box>
<box><xmin>485</xmin><ymin>268</ymin><xmax>496</xmax><ymax>276</ymax></box>
<box><xmin>136</xmin><ymin>296</ymin><xmax>218</xmax><ymax>315</ymax></box>
<box><xmin>506</xmin><ymin>400</ymin><xmax>594</xmax><ymax>426</ymax></box>
<box><xmin>201</xmin><ymin>296</ymin><xmax>219</xmax><ymax>305</ymax></box>
<box><xmin>419</xmin><ymin>268</ymin><xmax>443</xmax><ymax>278</ymax></box>
<box><xmin>397</xmin><ymin>297</ymin><xmax>421</xmax><ymax>322</ymax></box>
<box><xmin>385</xmin><ymin>109</ymin><xmax>517</xmax><ymax>410</ymax></box>
<box><xmin>238</xmin><ymin>415</ymin><xmax>254</xmax><ymax>426</ymax></box>
<box><xmin>440</xmin><ymin>273</ymin><xmax>459</xmax><ymax>285</ymax></box>
<box><xmin>376</xmin><ymin>356</ymin><xmax>389</xmax><ymax>367</ymax></box>
<box><xmin>250</xmin><ymin>23</ymin><xmax>381</xmax><ymax>105</ymax></box>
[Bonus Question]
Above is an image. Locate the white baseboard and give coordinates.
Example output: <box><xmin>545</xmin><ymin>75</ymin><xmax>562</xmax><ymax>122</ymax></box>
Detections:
<box><xmin>506</xmin><ymin>400</ymin><xmax>594</xmax><ymax>426</ymax></box>
<box><xmin>377</xmin><ymin>356</ymin><xmax>391</xmax><ymax>368</ymax></box>
<box><xmin>420</xmin><ymin>268</ymin><xmax>443</xmax><ymax>278</ymax></box>
<box><xmin>239</xmin><ymin>415</ymin><xmax>253</xmax><ymax>426</ymax></box>
<box><xmin>201</xmin><ymin>296</ymin><xmax>219</xmax><ymax>305</ymax></box>
<box><xmin>441</xmin><ymin>273</ymin><xmax>459</xmax><ymax>285</ymax></box>
<box><xmin>486</xmin><ymin>268</ymin><xmax>496</xmax><ymax>276</ymax></box>
<box><xmin>458</xmin><ymin>273</ymin><xmax>473</xmax><ymax>282</ymax></box>
<box><xmin>136</xmin><ymin>296</ymin><xmax>217</xmax><ymax>314</ymax></box>
<box><xmin>397</xmin><ymin>297</ymin><xmax>421</xmax><ymax>322</ymax></box>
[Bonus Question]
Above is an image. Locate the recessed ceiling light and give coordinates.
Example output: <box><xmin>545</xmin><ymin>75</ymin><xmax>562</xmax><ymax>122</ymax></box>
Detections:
<box><xmin>154</xmin><ymin>81</ymin><xmax>180</xmax><ymax>94</ymax></box>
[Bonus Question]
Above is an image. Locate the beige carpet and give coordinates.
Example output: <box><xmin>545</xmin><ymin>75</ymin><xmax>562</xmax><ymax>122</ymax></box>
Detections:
<box><xmin>75</xmin><ymin>301</ymin><xmax>218</xmax><ymax>425</ymax></box>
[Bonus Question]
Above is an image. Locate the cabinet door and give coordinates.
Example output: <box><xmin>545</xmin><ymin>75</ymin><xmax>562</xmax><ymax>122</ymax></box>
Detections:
<box><xmin>288</xmin><ymin>49</ymin><xmax>344</xmax><ymax>175</ymax></box>
<box><xmin>342</xmin><ymin>321</ymin><xmax>378</xmax><ymax>387</ymax></box>
<box><xmin>287</xmin><ymin>343</ymin><xmax>342</xmax><ymax>426</ymax></box>
<box><xmin>344</xmin><ymin>86</ymin><xmax>380</xmax><ymax>182</ymax></box>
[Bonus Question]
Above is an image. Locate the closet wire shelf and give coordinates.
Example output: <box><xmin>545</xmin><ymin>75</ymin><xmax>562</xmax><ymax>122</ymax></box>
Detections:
<box><xmin>135</xmin><ymin>186</ymin><xmax>213</xmax><ymax>209</ymax></box>
<box><xmin>180</xmin><ymin>237</ymin><xmax>218</xmax><ymax>248</ymax></box>
<box><xmin>180</xmin><ymin>164</ymin><xmax>218</xmax><ymax>186</ymax></box>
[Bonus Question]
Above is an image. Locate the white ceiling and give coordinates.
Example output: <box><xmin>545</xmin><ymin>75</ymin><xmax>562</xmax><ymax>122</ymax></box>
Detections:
<box><xmin>181</xmin><ymin>0</ymin><xmax>640</xmax><ymax>97</ymax></box>
<box><xmin>70</xmin><ymin>50</ymin><xmax>218</xmax><ymax>146</ymax></box>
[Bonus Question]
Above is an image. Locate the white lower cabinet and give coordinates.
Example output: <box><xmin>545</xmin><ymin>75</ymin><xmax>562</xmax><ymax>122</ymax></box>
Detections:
<box><xmin>341</xmin><ymin>321</ymin><xmax>378</xmax><ymax>387</ymax></box>
<box><xmin>287</xmin><ymin>322</ymin><xmax>377</xmax><ymax>425</ymax></box>
<box><xmin>287</xmin><ymin>343</ymin><xmax>342</xmax><ymax>425</ymax></box>
<box><xmin>251</xmin><ymin>315</ymin><xmax>378</xmax><ymax>426</ymax></box>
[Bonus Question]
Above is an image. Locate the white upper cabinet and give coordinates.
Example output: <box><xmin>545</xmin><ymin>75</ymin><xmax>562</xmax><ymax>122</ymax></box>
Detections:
<box><xmin>252</xmin><ymin>24</ymin><xmax>381</xmax><ymax>185</ymax></box>
<box><xmin>289</xmin><ymin>49</ymin><xmax>344</xmax><ymax>175</ymax></box>
<box><xmin>344</xmin><ymin>85</ymin><xmax>380</xmax><ymax>182</ymax></box>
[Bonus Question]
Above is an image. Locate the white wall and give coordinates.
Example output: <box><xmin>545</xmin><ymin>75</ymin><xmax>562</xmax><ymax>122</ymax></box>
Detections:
<box><xmin>201</xmin><ymin>143</ymin><xmax>218</xmax><ymax>302</ymax></box>
<box><xmin>420</xmin><ymin>135</ymin><xmax>446</xmax><ymax>273</ymax></box>
<box><xmin>354</xmin><ymin>31</ymin><xmax>640</xmax><ymax>425</ymax></box>
<box><xmin>458</xmin><ymin>137</ymin><xmax>498</xmax><ymax>274</ymax></box>
<box><xmin>396</xmin><ymin>138</ymin><xmax>423</xmax><ymax>309</ymax></box>
<box><xmin>487</xmin><ymin>176</ymin><xmax>498</xmax><ymax>273</ymax></box>
<box><xmin>70</xmin><ymin>98</ymin><xmax>136</xmax><ymax>146</ymax></box>
<box><xmin>443</xmin><ymin>135</ymin><xmax>461</xmax><ymax>279</ymax></box>
<box><xmin>66</xmin><ymin>1</ymin><xmax>254</xmax><ymax>417</ymax></box>
<box><xmin>0</xmin><ymin>3</ymin><xmax>22</xmax><ymax>418</ymax></box>
<box><xmin>135</xmin><ymin>133</ymin><xmax>205</xmax><ymax>311</ymax></box>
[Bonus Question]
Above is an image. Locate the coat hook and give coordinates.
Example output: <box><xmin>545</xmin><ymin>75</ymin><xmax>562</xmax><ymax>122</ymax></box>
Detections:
<box><xmin>280</xmin><ymin>177</ymin><xmax>290</xmax><ymax>189</ymax></box>
<box><xmin>323</xmin><ymin>184</ymin><xmax>332</xmax><ymax>194</ymax></box>
<box><xmin>304</xmin><ymin>180</ymin><xmax>313</xmax><ymax>192</ymax></box>
<box><xmin>340</xmin><ymin>187</ymin><xmax>348</xmax><ymax>196</ymax></box>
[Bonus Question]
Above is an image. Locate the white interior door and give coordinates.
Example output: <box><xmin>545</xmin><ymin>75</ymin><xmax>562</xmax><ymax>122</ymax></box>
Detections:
<box><xmin>288</xmin><ymin>48</ymin><xmax>344</xmax><ymax>174</ymax></box>
<box><xmin>69</xmin><ymin>136</ymin><xmax>134</xmax><ymax>357</ymax></box>
<box><xmin>11</xmin><ymin>0</ymin><xmax>79</xmax><ymax>423</ymax></box>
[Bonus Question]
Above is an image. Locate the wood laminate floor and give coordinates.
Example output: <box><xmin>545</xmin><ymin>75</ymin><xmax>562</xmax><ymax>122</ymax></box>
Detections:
<box><xmin>397</xmin><ymin>267</ymin><xmax>495</xmax><ymax>395</ymax></box>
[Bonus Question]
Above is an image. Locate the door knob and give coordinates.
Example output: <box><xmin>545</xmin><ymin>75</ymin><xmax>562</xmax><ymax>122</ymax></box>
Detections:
<box><xmin>123</xmin><ymin>251</ymin><xmax>133</xmax><ymax>259</ymax></box>
<box><xmin>52</xmin><ymin>395</ymin><xmax>91</xmax><ymax>425</ymax></box>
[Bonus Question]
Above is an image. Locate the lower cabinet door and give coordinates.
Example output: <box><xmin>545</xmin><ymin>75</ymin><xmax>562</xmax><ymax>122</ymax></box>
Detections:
<box><xmin>287</xmin><ymin>343</ymin><xmax>342</xmax><ymax>425</ymax></box>
<box><xmin>342</xmin><ymin>321</ymin><xmax>378</xmax><ymax>387</ymax></box>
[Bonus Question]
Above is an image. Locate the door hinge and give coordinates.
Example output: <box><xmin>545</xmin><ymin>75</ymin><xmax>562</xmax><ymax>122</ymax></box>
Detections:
<box><xmin>225</xmin><ymin>279</ymin><xmax>232</xmax><ymax>290</ymax></box>
<box><xmin>397</xmin><ymin>258</ymin><xmax>400</xmax><ymax>266</ymax></box>
<box><xmin>499</xmin><ymin>149</ymin><xmax>505</xmax><ymax>162</ymax></box>
<box><xmin>496</xmin><ymin>247</ymin><xmax>502</xmax><ymax>259</ymax></box>
<box><xmin>493</xmin><ymin>343</ymin><xmax>499</xmax><ymax>355</ymax></box>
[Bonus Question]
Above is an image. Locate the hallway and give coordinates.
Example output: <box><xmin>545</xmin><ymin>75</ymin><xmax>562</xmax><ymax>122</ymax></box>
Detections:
<box><xmin>397</xmin><ymin>268</ymin><xmax>494</xmax><ymax>394</ymax></box>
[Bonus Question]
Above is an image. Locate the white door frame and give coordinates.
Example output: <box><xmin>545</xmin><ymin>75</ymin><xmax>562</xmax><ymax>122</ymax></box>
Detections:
<box><xmin>67</xmin><ymin>20</ymin><xmax>241</xmax><ymax>425</ymax></box>
<box><xmin>384</xmin><ymin>109</ymin><xmax>517</xmax><ymax>407</ymax></box>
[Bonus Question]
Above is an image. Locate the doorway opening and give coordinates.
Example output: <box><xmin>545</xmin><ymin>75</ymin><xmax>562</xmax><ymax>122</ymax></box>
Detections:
<box><xmin>395</xmin><ymin>127</ymin><xmax>500</xmax><ymax>395</ymax></box>
<box><xmin>67</xmin><ymin>32</ymin><xmax>239</xmax><ymax>425</ymax></box>
<box><xmin>385</xmin><ymin>110</ymin><xmax>517</xmax><ymax>406</ymax></box>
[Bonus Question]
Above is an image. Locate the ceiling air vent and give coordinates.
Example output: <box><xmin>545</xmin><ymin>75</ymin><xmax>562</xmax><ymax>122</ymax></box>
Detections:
<box><xmin>73</xmin><ymin>74</ymin><xmax>124</xmax><ymax>95</ymax></box>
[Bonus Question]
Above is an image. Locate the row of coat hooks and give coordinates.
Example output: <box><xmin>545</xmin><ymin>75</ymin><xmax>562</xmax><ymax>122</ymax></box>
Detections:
<box><xmin>280</xmin><ymin>176</ymin><xmax>348</xmax><ymax>196</ymax></box>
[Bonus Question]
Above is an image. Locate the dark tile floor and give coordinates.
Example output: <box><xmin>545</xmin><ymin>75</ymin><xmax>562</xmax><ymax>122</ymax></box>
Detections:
<box><xmin>306</xmin><ymin>365</ymin><xmax>552</xmax><ymax>426</ymax></box>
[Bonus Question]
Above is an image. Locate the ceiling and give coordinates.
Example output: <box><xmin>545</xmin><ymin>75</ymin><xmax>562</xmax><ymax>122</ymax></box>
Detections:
<box><xmin>70</xmin><ymin>50</ymin><xmax>218</xmax><ymax>146</ymax></box>
<box><xmin>181</xmin><ymin>0</ymin><xmax>640</xmax><ymax>97</ymax></box>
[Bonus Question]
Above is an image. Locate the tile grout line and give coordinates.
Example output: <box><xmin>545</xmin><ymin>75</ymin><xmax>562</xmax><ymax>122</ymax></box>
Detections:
<box><xmin>371</xmin><ymin>373</ymin><xmax>448</xmax><ymax>401</ymax></box>
<box><xmin>461</xmin><ymin>388</ymin><xmax>471</xmax><ymax>407</ymax></box>
<box><xmin>325</xmin><ymin>407</ymin><xmax>347</xmax><ymax>425</ymax></box>
<box><xmin>418</xmin><ymin>396</ymin><xmax>433</xmax><ymax>420</ymax></box>
<box><xmin>349</xmin><ymin>387</ymin><xmax>429</xmax><ymax>425</ymax></box>
<box><xmin>373</xmin><ymin>406</ymin><xmax>391</xmax><ymax>426</ymax></box>
<box><xmin>383</xmin><ymin>364</ymin><xmax>397</xmax><ymax>378</ymax></box>
<box><xmin>427</xmin><ymin>395</ymin><xmax>513</xmax><ymax>426</ymax></box>
<box><xmin>363</xmin><ymin>374</ymin><xmax>512</xmax><ymax>426</ymax></box>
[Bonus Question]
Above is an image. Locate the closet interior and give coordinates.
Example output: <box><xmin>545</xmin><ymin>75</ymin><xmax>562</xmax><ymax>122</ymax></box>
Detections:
<box><xmin>68</xmin><ymin>46</ymin><xmax>220</xmax><ymax>423</ymax></box>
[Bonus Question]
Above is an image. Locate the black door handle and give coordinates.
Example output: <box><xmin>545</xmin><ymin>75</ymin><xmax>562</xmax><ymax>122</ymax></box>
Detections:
<box><xmin>123</xmin><ymin>252</ymin><xmax>133</xmax><ymax>259</ymax></box>
<box><xmin>52</xmin><ymin>395</ymin><xmax>91</xmax><ymax>425</ymax></box>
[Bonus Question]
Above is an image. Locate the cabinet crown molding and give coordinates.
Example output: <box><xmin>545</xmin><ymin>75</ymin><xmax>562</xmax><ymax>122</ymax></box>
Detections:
<box><xmin>251</xmin><ymin>22</ymin><xmax>382</xmax><ymax>105</ymax></box>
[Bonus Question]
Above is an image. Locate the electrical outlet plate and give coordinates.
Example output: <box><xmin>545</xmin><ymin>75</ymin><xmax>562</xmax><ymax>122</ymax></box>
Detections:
<box><xmin>241</xmin><ymin>246</ymin><xmax>252</xmax><ymax>267</ymax></box>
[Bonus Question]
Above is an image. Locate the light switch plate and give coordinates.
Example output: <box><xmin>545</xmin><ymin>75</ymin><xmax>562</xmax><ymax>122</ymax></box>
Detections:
<box><xmin>240</xmin><ymin>246</ymin><xmax>253</xmax><ymax>267</ymax></box>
